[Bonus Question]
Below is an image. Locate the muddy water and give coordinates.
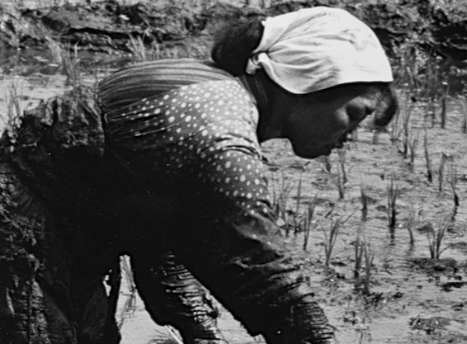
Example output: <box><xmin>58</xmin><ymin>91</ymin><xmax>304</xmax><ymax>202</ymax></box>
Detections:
<box><xmin>2</xmin><ymin>73</ymin><xmax>467</xmax><ymax>343</ymax></box>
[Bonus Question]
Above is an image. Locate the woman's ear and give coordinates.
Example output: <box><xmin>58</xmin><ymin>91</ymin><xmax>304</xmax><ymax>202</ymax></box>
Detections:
<box><xmin>373</xmin><ymin>84</ymin><xmax>399</xmax><ymax>128</ymax></box>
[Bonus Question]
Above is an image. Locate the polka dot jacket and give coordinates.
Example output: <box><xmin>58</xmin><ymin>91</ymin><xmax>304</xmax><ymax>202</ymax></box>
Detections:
<box><xmin>98</xmin><ymin>59</ymin><xmax>273</xmax><ymax>218</ymax></box>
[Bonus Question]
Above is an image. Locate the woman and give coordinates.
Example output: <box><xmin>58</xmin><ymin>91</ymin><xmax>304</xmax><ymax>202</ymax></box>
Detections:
<box><xmin>2</xmin><ymin>6</ymin><xmax>397</xmax><ymax>344</ymax></box>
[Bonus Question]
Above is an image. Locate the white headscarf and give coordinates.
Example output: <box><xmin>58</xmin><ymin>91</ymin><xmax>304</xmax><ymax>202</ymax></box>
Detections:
<box><xmin>246</xmin><ymin>7</ymin><xmax>393</xmax><ymax>94</ymax></box>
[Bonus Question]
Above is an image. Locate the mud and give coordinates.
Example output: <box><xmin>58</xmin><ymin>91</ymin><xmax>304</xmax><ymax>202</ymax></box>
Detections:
<box><xmin>2</xmin><ymin>1</ymin><xmax>467</xmax><ymax>71</ymax></box>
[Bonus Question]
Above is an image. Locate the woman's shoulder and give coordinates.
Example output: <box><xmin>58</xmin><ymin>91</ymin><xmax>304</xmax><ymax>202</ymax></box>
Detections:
<box><xmin>101</xmin><ymin>59</ymin><xmax>234</xmax><ymax>90</ymax></box>
<box><xmin>98</xmin><ymin>58</ymin><xmax>237</xmax><ymax>114</ymax></box>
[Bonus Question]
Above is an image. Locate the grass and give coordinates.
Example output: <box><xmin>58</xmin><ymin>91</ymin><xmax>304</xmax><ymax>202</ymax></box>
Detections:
<box><xmin>336</xmin><ymin>164</ymin><xmax>345</xmax><ymax>200</ymax></box>
<box><xmin>459</xmin><ymin>95</ymin><xmax>467</xmax><ymax>133</ymax></box>
<box><xmin>389</xmin><ymin>100</ymin><xmax>402</xmax><ymax>144</ymax></box>
<box><xmin>337</xmin><ymin>148</ymin><xmax>348</xmax><ymax>184</ymax></box>
<box><xmin>45</xmin><ymin>36</ymin><xmax>82</xmax><ymax>87</ymax></box>
<box><xmin>322</xmin><ymin>215</ymin><xmax>351</xmax><ymax>269</ymax></box>
<box><xmin>335</xmin><ymin>148</ymin><xmax>348</xmax><ymax>200</ymax></box>
<box><xmin>423</xmin><ymin>130</ymin><xmax>433</xmax><ymax>183</ymax></box>
<box><xmin>386</xmin><ymin>173</ymin><xmax>399</xmax><ymax>232</ymax></box>
<box><xmin>440</xmin><ymin>82</ymin><xmax>449</xmax><ymax>129</ymax></box>
<box><xmin>271</xmin><ymin>171</ymin><xmax>294</xmax><ymax>230</ymax></box>
<box><xmin>293</xmin><ymin>171</ymin><xmax>304</xmax><ymax>234</ymax></box>
<box><xmin>129</xmin><ymin>35</ymin><xmax>153</xmax><ymax>62</ymax></box>
<box><xmin>400</xmin><ymin>96</ymin><xmax>414</xmax><ymax>158</ymax></box>
<box><xmin>319</xmin><ymin>155</ymin><xmax>333</xmax><ymax>174</ymax></box>
<box><xmin>438</xmin><ymin>152</ymin><xmax>450</xmax><ymax>193</ymax></box>
<box><xmin>354</xmin><ymin>233</ymin><xmax>374</xmax><ymax>295</ymax></box>
<box><xmin>447</xmin><ymin>159</ymin><xmax>459</xmax><ymax>220</ymax></box>
<box><xmin>354</xmin><ymin>234</ymin><xmax>364</xmax><ymax>279</ymax></box>
<box><xmin>408</xmin><ymin>132</ymin><xmax>419</xmax><ymax>171</ymax></box>
<box><xmin>62</xmin><ymin>43</ymin><xmax>82</xmax><ymax>86</ymax></box>
<box><xmin>389</xmin><ymin>111</ymin><xmax>401</xmax><ymax>144</ymax></box>
<box><xmin>426</xmin><ymin>220</ymin><xmax>450</xmax><ymax>260</ymax></box>
<box><xmin>302</xmin><ymin>194</ymin><xmax>319</xmax><ymax>251</ymax></box>
<box><xmin>406</xmin><ymin>201</ymin><xmax>420</xmax><ymax>247</ymax></box>
<box><xmin>359</xmin><ymin>184</ymin><xmax>369</xmax><ymax>222</ymax></box>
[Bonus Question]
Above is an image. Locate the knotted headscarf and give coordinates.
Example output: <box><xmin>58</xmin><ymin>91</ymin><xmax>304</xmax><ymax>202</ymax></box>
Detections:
<box><xmin>246</xmin><ymin>7</ymin><xmax>393</xmax><ymax>94</ymax></box>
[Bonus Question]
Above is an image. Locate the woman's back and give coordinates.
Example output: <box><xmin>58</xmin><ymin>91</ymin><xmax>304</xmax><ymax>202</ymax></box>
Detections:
<box><xmin>98</xmin><ymin>59</ymin><xmax>235</xmax><ymax>114</ymax></box>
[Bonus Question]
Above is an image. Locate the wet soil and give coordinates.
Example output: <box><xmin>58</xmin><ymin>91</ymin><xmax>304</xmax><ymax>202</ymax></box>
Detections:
<box><xmin>2</xmin><ymin>1</ymin><xmax>467</xmax><ymax>344</ymax></box>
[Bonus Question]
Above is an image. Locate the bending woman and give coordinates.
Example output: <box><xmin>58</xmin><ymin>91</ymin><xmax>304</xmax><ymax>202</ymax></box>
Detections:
<box><xmin>2</xmin><ymin>6</ymin><xmax>397</xmax><ymax>344</ymax></box>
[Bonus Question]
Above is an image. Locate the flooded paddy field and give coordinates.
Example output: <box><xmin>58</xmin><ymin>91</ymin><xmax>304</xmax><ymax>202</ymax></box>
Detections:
<box><xmin>2</xmin><ymin>1</ymin><xmax>467</xmax><ymax>343</ymax></box>
<box><xmin>2</xmin><ymin>69</ymin><xmax>467</xmax><ymax>343</ymax></box>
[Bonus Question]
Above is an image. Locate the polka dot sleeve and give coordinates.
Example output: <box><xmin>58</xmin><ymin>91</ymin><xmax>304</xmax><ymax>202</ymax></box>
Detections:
<box><xmin>105</xmin><ymin>79</ymin><xmax>274</xmax><ymax>219</ymax></box>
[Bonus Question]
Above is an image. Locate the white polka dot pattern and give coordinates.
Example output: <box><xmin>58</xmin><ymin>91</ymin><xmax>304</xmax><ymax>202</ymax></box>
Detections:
<box><xmin>106</xmin><ymin>80</ymin><xmax>272</xmax><ymax>216</ymax></box>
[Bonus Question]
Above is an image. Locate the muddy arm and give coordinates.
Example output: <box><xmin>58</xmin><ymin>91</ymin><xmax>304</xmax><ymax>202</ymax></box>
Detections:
<box><xmin>131</xmin><ymin>251</ymin><xmax>224</xmax><ymax>344</ymax></box>
<box><xmin>172</xmin><ymin>200</ymin><xmax>335</xmax><ymax>344</ymax></box>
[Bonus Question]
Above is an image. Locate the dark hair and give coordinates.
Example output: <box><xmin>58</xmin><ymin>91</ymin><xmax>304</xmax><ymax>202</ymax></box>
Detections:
<box><xmin>211</xmin><ymin>16</ymin><xmax>265</xmax><ymax>76</ymax></box>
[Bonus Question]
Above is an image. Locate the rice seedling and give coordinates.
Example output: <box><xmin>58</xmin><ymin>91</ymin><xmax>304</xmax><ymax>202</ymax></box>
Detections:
<box><xmin>408</xmin><ymin>132</ymin><xmax>419</xmax><ymax>171</ymax></box>
<box><xmin>293</xmin><ymin>171</ymin><xmax>304</xmax><ymax>234</ymax></box>
<box><xmin>394</xmin><ymin>41</ymin><xmax>419</xmax><ymax>91</ymax></box>
<box><xmin>270</xmin><ymin>171</ymin><xmax>294</xmax><ymax>232</ymax></box>
<box><xmin>361</xmin><ymin>240</ymin><xmax>374</xmax><ymax>296</ymax></box>
<box><xmin>359</xmin><ymin>184</ymin><xmax>369</xmax><ymax>222</ymax></box>
<box><xmin>318</xmin><ymin>155</ymin><xmax>333</xmax><ymax>174</ymax></box>
<box><xmin>302</xmin><ymin>193</ymin><xmax>319</xmax><ymax>251</ymax></box>
<box><xmin>400</xmin><ymin>102</ymin><xmax>413</xmax><ymax>159</ymax></box>
<box><xmin>129</xmin><ymin>35</ymin><xmax>150</xmax><ymax>62</ymax></box>
<box><xmin>45</xmin><ymin>35</ymin><xmax>63</xmax><ymax>67</ymax></box>
<box><xmin>426</xmin><ymin>219</ymin><xmax>450</xmax><ymax>260</ymax></box>
<box><xmin>438</xmin><ymin>152</ymin><xmax>450</xmax><ymax>193</ymax></box>
<box><xmin>423</xmin><ymin>130</ymin><xmax>433</xmax><ymax>183</ymax></box>
<box><xmin>438</xmin><ymin>81</ymin><xmax>449</xmax><ymax>129</ymax></box>
<box><xmin>336</xmin><ymin>165</ymin><xmax>345</xmax><ymax>200</ymax></box>
<box><xmin>354</xmin><ymin>233</ymin><xmax>364</xmax><ymax>279</ymax></box>
<box><xmin>439</xmin><ymin>82</ymin><xmax>448</xmax><ymax>129</ymax></box>
<box><xmin>428</xmin><ymin>98</ymin><xmax>437</xmax><ymax>128</ymax></box>
<box><xmin>46</xmin><ymin>36</ymin><xmax>82</xmax><ymax>87</ymax></box>
<box><xmin>333</xmin><ymin>148</ymin><xmax>348</xmax><ymax>200</ymax></box>
<box><xmin>406</xmin><ymin>201</ymin><xmax>420</xmax><ymax>247</ymax></box>
<box><xmin>422</xmin><ymin>52</ymin><xmax>441</xmax><ymax>101</ymax></box>
<box><xmin>389</xmin><ymin>83</ymin><xmax>411</xmax><ymax>146</ymax></box>
<box><xmin>459</xmin><ymin>95</ymin><xmax>467</xmax><ymax>133</ymax></box>
<box><xmin>354</xmin><ymin>233</ymin><xmax>374</xmax><ymax>295</ymax></box>
<box><xmin>322</xmin><ymin>215</ymin><xmax>351</xmax><ymax>268</ymax></box>
<box><xmin>128</xmin><ymin>35</ymin><xmax>163</xmax><ymax>62</ymax></box>
<box><xmin>389</xmin><ymin>107</ymin><xmax>402</xmax><ymax>144</ymax></box>
<box><xmin>337</xmin><ymin>148</ymin><xmax>348</xmax><ymax>184</ymax></box>
<box><xmin>386</xmin><ymin>173</ymin><xmax>400</xmax><ymax>232</ymax></box>
<box><xmin>61</xmin><ymin>43</ymin><xmax>82</xmax><ymax>87</ymax></box>
<box><xmin>447</xmin><ymin>159</ymin><xmax>459</xmax><ymax>220</ymax></box>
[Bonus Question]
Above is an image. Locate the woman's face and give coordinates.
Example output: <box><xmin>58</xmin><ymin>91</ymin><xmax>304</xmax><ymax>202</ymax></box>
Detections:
<box><xmin>277</xmin><ymin>83</ymin><xmax>388</xmax><ymax>159</ymax></box>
